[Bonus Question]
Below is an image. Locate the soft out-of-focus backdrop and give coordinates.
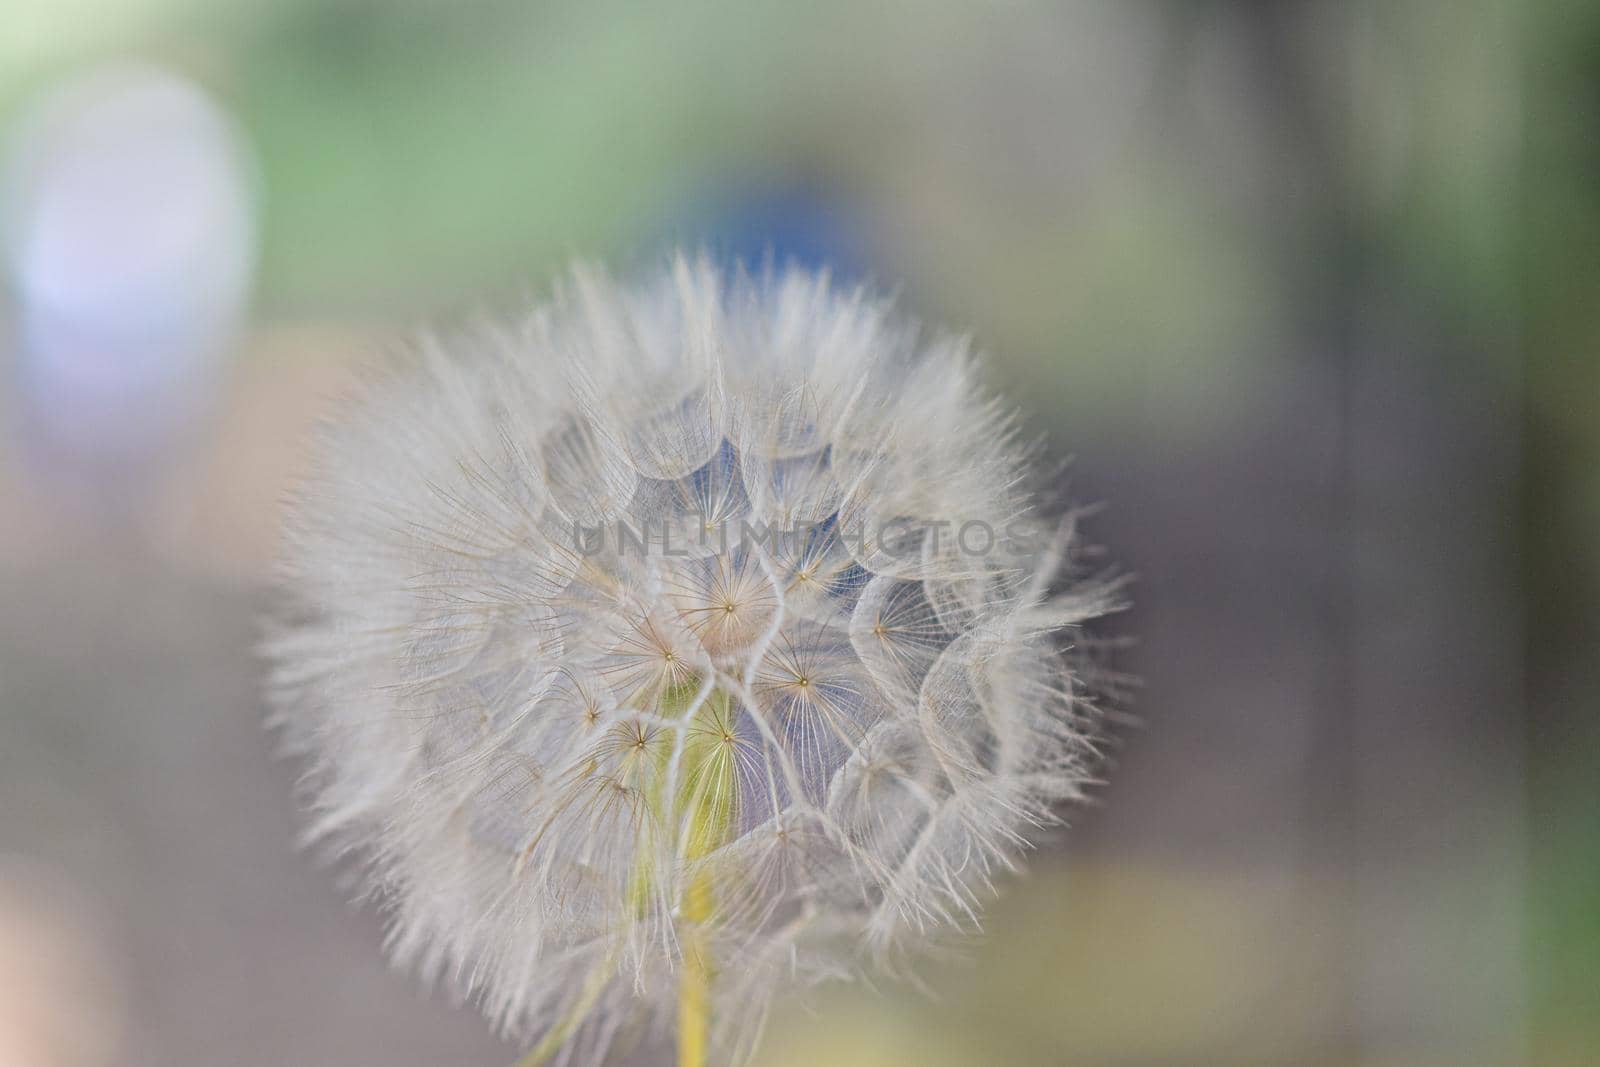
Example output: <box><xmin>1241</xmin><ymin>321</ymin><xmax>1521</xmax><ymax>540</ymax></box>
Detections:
<box><xmin>0</xmin><ymin>3</ymin><xmax>1587</xmax><ymax>1065</ymax></box>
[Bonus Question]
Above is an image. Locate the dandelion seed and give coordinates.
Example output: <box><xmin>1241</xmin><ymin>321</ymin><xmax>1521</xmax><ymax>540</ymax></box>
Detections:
<box><xmin>264</xmin><ymin>255</ymin><xmax>1123</xmax><ymax>1066</ymax></box>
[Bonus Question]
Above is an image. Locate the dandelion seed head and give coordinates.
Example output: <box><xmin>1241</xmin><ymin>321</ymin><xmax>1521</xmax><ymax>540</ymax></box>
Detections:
<box><xmin>265</xmin><ymin>255</ymin><xmax>1122</xmax><ymax>1065</ymax></box>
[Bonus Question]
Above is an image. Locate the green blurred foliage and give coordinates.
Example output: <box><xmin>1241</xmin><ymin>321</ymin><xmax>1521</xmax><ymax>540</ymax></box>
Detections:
<box><xmin>1525</xmin><ymin>1</ymin><xmax>1600</xmax><ymax>1061</ymax></box>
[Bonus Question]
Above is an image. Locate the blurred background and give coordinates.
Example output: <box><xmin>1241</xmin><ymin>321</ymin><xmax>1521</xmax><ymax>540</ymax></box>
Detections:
<box><xmin>0</xmin><ymin>2</ymin><xmax>1588</xmax><ymax>1065</ymax></box>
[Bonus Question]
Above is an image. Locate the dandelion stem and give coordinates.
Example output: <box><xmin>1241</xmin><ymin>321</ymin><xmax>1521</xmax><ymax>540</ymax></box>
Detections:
<box><xmin>678</xmin><ymin>878</ymin><xmax>712</xmax><ymax>1067</ymax></box>
<box><xmin>669</xmin><ymin>685</ymin><xmax>734</xmax><ymax>1067</ymax></box>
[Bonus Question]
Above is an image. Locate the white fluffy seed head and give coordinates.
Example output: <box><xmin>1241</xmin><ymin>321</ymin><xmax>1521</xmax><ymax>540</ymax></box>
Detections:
<box><xmin>265</xmin><ymin>256</ymin><xmax>1123</xmax><ymax>1065</ymax></box>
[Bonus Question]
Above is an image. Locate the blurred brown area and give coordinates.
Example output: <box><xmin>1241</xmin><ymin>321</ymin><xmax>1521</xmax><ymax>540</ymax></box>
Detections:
<box><xmin>0</xmin><ymin>2</ymin><xmax>1588</xmax><ymax>1066</ymax></box>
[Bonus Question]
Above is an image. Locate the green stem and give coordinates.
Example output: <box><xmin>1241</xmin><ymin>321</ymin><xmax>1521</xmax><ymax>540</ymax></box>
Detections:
<box><xmin>512</xmin><ymin>680</ymin><xmax>736</xmax><ymax>1067</ymax></box>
